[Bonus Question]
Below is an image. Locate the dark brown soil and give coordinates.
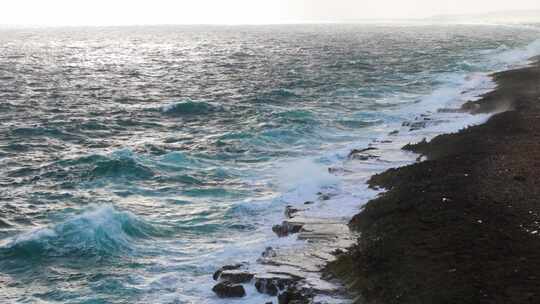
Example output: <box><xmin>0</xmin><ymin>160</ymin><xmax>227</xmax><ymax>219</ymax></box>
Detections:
<box><xmin>327</xmin><ymin>61</ymin><xmax>540</xmax><ymax>304</ymax></box>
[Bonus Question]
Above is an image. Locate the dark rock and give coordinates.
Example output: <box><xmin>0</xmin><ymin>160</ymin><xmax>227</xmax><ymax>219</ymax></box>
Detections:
<box><xmin>255</xmin><ymin>279</ymin><xmax>279</xmax><ymax>296</ymax></box>
<box><xmin>350</xmin><ymin>154</ymin><xmax>379</xmax><ymax>161</ymax></box>
<box><xmin>514</xmin><ymin>175</ymin><xmax>526</xmax><ymax>182</ymax></box>
<box><xmin>317</xmin><ymin>192</ymin><xmax>333</xmax><ymax>200</ymax></box>
<box><xmin>272</xmin><ymin>221</ymin><xmax>304</xmax><ymax>237</ymax></box>
<box><xmin>213</xmin><ymin>264</ymin><xmax>244</xmax><ymax>280</ymax></box>
<box><xmin>304</xmin><ymin>201</ymin><xmax>314</xmax><ymax>205</ymax></box>
<box><xmin>409</xmin><ymin>121</ymin><xmax>427</xmax><ymax>131</ymax></box>
<box><xmin>331</xmin><ymin>248</ymin><xmax>344</xmax><ymax>256</ymax></box>
<box><xmin>262</xmin><ymin>246</ymin><xmax>277</xmax><ymax>258</ymax></box>
<box><xmin>255</xmin><ymin>277</ymin><xmax>296</xmax><ymax>296</ymax></box>
<box><xmin>320</xmin><ymin>194</ymin><xmax>331</xmax><ymax>200</ymax></box>
<box><xmin>348</xmin><ymin>147</ymin><xmax>378</xmax><ymax>158</ymax></box>
<box><xmin>284</xmin><ymin>206</ymin><xmax>301</xmax><ymax>218</ymax></box>
<box><xmin>389</xmin><ymin>130</ymin><xmax>399</xmax><ymax>135</ymax></box>
<box><xmin>212</xmin><ymin>282</ymin><xmax>246</xmax><ymax>298</ymax></box>
<box><xmin>219</xmin><ymin>270</ymin><xmax>254</xmax><ymax>284</ymax></box>
<box><xmin>277</xmin><ymin>287</ymin><xmax>312</xmax><ymax>304</ymax></box>
<box><xmin>348</xmin><ymin>148</ymin><xmax>380</xmax><ymax>161</ymax></box>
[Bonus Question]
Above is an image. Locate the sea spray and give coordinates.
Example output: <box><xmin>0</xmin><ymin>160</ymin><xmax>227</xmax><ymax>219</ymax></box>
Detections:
<box><xmin>1</xmin><ymin>24</ymin><xmax>540</xmax><ymax>303</ymax></box>
<box><xmin>0</xmin><ymin>205</ymin><xmax>167</xmax><ymax>260</ymax></box>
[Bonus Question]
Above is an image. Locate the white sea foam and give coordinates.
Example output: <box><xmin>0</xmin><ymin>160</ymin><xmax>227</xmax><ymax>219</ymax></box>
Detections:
<box><xmin>276</xmin><ymin>158</ymin><xmax>340</xmax><ymax>203</ymax></box>
<box><xmin>221</xmin><ymin>35</ymin><xmax>540</xmax><ymax>304</ymax></box>
<box><xmin>1</xmin><ymin>205</ymin><xmax>160</xmax><ymax>257</ymax></box>
<box><xmin>490</xmin><ymin>38</ymin><xmax>540</xmax><ymax>68</ymax></box>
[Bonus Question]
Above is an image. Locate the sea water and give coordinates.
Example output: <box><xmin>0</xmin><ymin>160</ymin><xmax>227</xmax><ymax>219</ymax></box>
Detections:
<box><xmin>0</xmin><ymin>24</ymin><xmax>539</xmax><ymax>303</ymax></box>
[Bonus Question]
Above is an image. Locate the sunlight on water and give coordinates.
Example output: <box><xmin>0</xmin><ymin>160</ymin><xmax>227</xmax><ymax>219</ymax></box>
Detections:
<box><xmin>0</xmin><ymin>24</ymin><xmax>539</xmax><ymax>303</ymax></box>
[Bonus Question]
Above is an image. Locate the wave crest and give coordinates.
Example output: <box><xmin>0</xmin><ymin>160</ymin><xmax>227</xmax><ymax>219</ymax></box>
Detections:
<box><xmin>58</xmin><ymin>150</ymin><xmax>155</xmax><ymax>181</ymax></box>
<box><xmin>161</xmin><ymin>100</ymin><xmax>216</xmax><ymax>116</ymax></box>
<box><xmin>0</xmin><ymin>205</ymin><xmax>165</xmax><ymax>259</ymax></box>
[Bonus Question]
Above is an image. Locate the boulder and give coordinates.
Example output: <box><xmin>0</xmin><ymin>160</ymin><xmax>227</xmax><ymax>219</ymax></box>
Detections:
<box><xmin>261</xmin><ymin>246</ymin><xmax>277</xmax><ymax>258</ymax></box>
<box><xmin>219</xmin><ymin>270</ymin><xmax>254</xmax><ymax>284</ymax></box>
<box><xmin>213</xmin><ymin>264</ymin><xmax>244</xmax><ymax>280</ymax></box>
<box><xmin>277</xmin><ymin>288</ymin><xmax>312</xmax><ymax>304</ymax></box>
<box><xmin>272</xmin><ymin>221</ymin><xmax>304</xmax><ymax>237</ymax></box>
<box><xmin>212</xmin><ymin>282</ymin><xmax>246</xmax><ymax>298</ymax></box>
<box><xmin>255</xmin><ymin>279</ymin><xmax>279</xmax><ymax>296</ymax></box>
<box><xmin>348</xmin><ymin>147</ymin><xmax>378</xmax><ymax>158</ymax></box>
<box><xmin>255</xmin><ymin>276</ymin><xmax>296</xmax><ymax>296</ymax></box>
<box><xmin>284</xmin><ymin>206</ymin><xmax>301</xmax><ymax>218</ymax></box>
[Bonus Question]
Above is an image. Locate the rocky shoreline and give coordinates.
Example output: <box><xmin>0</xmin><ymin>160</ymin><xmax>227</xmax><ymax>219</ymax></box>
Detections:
<box><xmin>209</xmin><ymin>59</ymin><xmax>540</xmax><ymax>304</ymax></box>
<box><xmin>327</xmin><ymin>60</ymin><xmax>540</xmax><ymax>303</ymax></box>
<box><xmin>210</xmin><ymin>201</ymin><xmax>356</xmax><ymax>303</ymax></box>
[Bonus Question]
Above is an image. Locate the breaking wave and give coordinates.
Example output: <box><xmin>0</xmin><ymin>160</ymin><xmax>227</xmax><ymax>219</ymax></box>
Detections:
<box><xmin>0</xmin><ymin>205</ymin><xmax>166</xmax><ymax>259</ymax></box>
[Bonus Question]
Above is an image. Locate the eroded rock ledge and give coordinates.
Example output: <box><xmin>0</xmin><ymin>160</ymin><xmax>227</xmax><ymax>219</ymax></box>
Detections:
<box><xmin>211</xmin><ymin>202</ymin><xmax>356</xmax><ymax>303</ymax></box>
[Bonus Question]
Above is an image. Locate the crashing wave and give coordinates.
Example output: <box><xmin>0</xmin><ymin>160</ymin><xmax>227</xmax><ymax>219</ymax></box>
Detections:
<box><xmin>0</xmin><ymin>205</ymin><xmax>166</xmax><ymax>259</ymax></box>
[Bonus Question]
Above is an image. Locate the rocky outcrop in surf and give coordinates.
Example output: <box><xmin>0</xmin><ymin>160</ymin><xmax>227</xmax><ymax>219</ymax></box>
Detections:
<box><xmin>211</xmin><ymin>201</ymin><xmax>355</xmax><ymax>303</ymax></box>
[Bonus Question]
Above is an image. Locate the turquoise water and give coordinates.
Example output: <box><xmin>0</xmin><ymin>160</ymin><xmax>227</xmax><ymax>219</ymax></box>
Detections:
<box><xmin>0</xmin><ymin>24</ymin><xmax>539</xmax><ymax>303</ymax></box>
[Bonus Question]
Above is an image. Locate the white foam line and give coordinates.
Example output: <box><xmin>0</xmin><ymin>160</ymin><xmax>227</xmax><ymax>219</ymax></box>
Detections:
<box><xmin>207</xmin><ymin>37</ymin><xmax>540</xmax><ymax>304</ymax></box>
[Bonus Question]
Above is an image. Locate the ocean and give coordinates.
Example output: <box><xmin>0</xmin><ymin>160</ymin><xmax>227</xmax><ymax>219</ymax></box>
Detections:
<box><xmin>0</xmin><ymin>23</ymin><xmax>539</xmax><ymax>303</ymax></box>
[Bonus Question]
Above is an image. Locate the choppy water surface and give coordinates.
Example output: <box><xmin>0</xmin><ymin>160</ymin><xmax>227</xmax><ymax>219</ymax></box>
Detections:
<box><xmin>1</xmin><ymin>24</ymin><xmax>539</xmax><ymax>303</ymax></box>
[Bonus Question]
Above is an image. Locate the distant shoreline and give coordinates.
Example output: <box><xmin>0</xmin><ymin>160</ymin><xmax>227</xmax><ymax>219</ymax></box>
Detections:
<box><xmin>328</xmin><ymin>60</ymin><xmax>540</xmax><ymax>303</ymax></box>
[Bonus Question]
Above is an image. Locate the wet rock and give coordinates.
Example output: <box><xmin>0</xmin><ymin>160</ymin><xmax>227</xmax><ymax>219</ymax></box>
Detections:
<box><xmin>272</xmin><ymin>221</ymin><xmax>304</xmax><ymax>237</ymax></box>
<box><xmin>255</xmin><ymin>279</ymin><xmax>279</xmax><ymax>296</ymax></box>
<box><xmin>348</xmin><ymin>147</ymin><xmax>380</xmax><ymax>161</ymax></box>
<box><xmin>255</xmin><ymin>276</ymin><xmax>296</xmax><ymax>296</ymax></box>
<box><xmin>219</xmin><ymin>270</ymin><xmax>254</xmax><ymax>284</ymax></box>
<box><xmin>319</xmin><ymin>193</ymin><xmax>331</xmax><ymax>200</ymax></box>
<box><xmin>409</xmin><ymin>121</ymin><xmax>427</xmax><ymax>131</ymax></box>
<box><xmin>348</xmin><ymin>147</ymin><xmax>378</xmax><ymax>159</ymax></box>
<box><xmin>351</xmin><ymin>153</ymin><xmax>379</xmax><ymax>161</ymax></box>
<box><xmin>328</xmin><ymin>167</ymin><xmax>340</xmax><ymax>174</ymax></box>
<box><xmin>212</xmin><ymin>282</ymin><xmax>246</xmax><ymax>298</ymax></box>
<box><xmin>328</xmin><ymin>167</ymin><xmax>352</xmax><ymax>174</ymax></box>
<box><xmin>213</xmin><ymin>264</ymin><xmax>244</xmax><ymax>280</ymax></box>
<box><xmin>262</xmin><ymin>246</ymin><xmax>277</xmax><ymax>258</ymax></box>
<box><xmin>317</xmin><ymin>192</ymin><xmax>335</xmax><ymax>200</ymax></box>
<box><xmin>331</xmin><ymin>248</ymin><xmax>344</xmax><ymax>256</ymax></box>
<box><xmin>277</xmin><ymin>286</ymin><xmax>312</xmax><ymax>304</ymax></box>
<box><xmin>284</xmin><ymin>206</ymin><xmax>301</xmax><ymax>218</ymax></box>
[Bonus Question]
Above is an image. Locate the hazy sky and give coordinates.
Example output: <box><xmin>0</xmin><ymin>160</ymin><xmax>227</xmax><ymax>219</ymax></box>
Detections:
<box><xmin>1</xmin><ymin>0</ymin><xmax>540</xmax><ymax>25</ymax></box>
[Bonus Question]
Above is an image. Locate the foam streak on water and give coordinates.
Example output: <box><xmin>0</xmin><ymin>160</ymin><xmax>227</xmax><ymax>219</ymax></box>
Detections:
<box><xmin>0</xmin><ymin>24</ymin><xmax>539</xmax><ymax>303</ymax></box>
